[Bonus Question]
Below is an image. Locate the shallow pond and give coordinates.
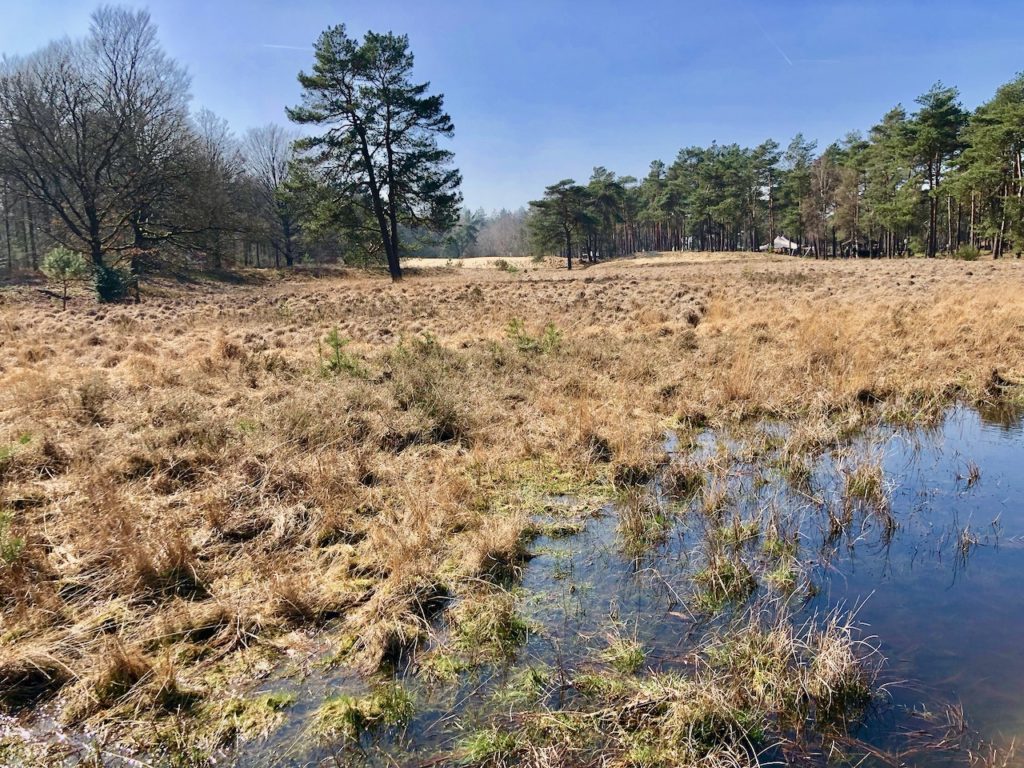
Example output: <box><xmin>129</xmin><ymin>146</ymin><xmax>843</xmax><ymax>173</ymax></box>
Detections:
<box><xmin>27</xmin><ymin>406</ymin><xmax>1022</xmax><ymax>767</ymax></box>
<box><xmin>227</xmin><ymin>405</ymin><xmax>1024</xmax><ymax>766</ymax></box>
<box><xmin>819</xmin><ymin>406</ymin><xmax>1024</xmax><ymax>746</ymax></box>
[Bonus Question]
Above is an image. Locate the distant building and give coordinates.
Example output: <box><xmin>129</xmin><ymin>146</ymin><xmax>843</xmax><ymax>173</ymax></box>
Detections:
<box><xmin>759</xmin><ymin>235</ymin><xmax>800</xmax><ymax>253</ymax></box>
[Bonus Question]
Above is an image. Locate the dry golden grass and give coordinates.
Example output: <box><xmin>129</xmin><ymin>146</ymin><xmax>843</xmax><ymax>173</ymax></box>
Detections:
<box><xmin>0</xmin><ymin>252</ymin><xmax>1022</xmax><ymax>753</ymax></box>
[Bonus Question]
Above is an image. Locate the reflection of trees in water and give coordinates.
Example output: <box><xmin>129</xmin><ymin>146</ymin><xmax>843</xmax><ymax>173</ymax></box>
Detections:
<box><xmin>976</xmin><ymin>401</ymin><xmax>1024</xmax><ymax>432</ymax></box>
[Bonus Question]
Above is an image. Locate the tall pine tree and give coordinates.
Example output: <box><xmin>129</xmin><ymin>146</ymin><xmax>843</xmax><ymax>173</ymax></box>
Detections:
<box><xmin>288</xmin><ymin>25</ymin><xmax>462</xmax><ymax>280</ymax></box>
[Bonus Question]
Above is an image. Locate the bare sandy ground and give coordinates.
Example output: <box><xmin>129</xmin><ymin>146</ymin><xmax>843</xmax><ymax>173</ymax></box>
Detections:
<box><xmin>405</xmin><ymin>251</ymin><xmax>854</xmax><ymax>271</ymax></box>
<box><xmin>403</xmin><ymin>255</ymin><xmax>540</xmax><ymax>270</ymax></box>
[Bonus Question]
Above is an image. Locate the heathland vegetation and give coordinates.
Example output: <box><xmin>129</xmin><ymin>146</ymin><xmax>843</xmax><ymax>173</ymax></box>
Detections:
<box><xmin>3</xmin><ymin>254</ymin><xmax>1023</xmax><ymax>765</ymax></box>
<box><xmin>2</xmin><ymin>6</ymin><xmax>1024</xmax><ymax>768</ymax></box>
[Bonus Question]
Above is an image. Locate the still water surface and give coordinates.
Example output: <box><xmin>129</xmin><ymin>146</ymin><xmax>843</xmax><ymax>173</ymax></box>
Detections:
<box><xmin>235</xmin><ymin>406</ymin><xmax>1023</xmax><ymax>766</ymax></box>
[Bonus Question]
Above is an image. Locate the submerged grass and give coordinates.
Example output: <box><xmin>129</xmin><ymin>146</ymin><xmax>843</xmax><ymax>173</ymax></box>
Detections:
<box><xmin>458</xmin><ymin>726</ymin><xmax>523</xmax><ymax>766</ymax></box>
<box><xmin>457</xmin><ymin>604</ymin><xmax>881</xmax><ymax>768</ymax></box>
<box><xmin>617</xmin><ymin>488</ymin><xmax>672</xmax><ymax>559</ymax></box>
<box><xmin>694</xmin><ymin>556</ymin><xmax>758</xmax><ymax>612</ymax></box>
<box><xmin>311</xmin><ymin>682</ymin><xmax>413</xmax><ymax>743</ymax></box>
<box><xmin>452</xmin><ymin>588</ymin><xmax>531</xmax><ymax>660</ymax></box>
<box><xmin>202</xmin><ymin>692</ymin><xmax>298</xmax><ymax>745</ymax></box>
<box><xmin>600</xmin><ymin>634</ymin><xmax>647</xmax><ymax>675</ymax></box>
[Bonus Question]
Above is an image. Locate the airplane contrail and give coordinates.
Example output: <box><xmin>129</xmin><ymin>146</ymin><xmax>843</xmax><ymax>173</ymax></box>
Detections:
<box><xmin>754</xmin><ymin>18</ymin><xmax>794</xmax><ymax>67</ymax></box>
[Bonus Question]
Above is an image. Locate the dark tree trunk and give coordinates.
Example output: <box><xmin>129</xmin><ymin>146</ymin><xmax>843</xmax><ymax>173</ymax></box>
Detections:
<box><xmin>25</xmin><ymin>203</ymin><xmax>38</xmax><ymax>269</ymax></box>
<box><xmin>969</xmin><ymin>193</ymin><xmax>976</xmax><ymax>248</ymax></box>
<box><xmin>927</xmin><ymin>160</ymin><xmax>938</xmax><ymax>258</ymax></box>
<box><xmin>946</xmin><ymin>195</ymin><xmax>953</xmax><ymax>253</ymax></box>
<box><xmin>85</xmin><ymin>205</ymin><xmax>104</xmax><ymax>267</ymax></box>
<box><xmin>283</xmin><ymin>218</ymin><xmax>295</xmax><ymax>267</ymax></box>
<box><xmin>2</xmin><ymin>185</ymin><xmax>12</xmax><ymax>275</ymax></box>
<box><xmin>955</xmin><ymin>201</ymin><xmax>962</xmax><ymax>250</ymax></box>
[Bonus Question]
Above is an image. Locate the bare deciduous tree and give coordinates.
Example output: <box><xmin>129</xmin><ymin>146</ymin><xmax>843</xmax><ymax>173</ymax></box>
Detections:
<box><xmin>0</xmin><ymin>7</ymin><xmax>190</xmax><ymax>294</ymax></box>
<box><xmin>244</xmin><ymin>124</ymin><xmax>300</xmax><ymax>266</ymax></box>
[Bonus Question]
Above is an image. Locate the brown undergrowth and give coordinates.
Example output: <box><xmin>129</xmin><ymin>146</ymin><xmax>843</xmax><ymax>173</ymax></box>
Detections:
<box><xmin>0</xmin><ymin>253</ymin><xmax>1022</xmax><ymax>757</ymax></box>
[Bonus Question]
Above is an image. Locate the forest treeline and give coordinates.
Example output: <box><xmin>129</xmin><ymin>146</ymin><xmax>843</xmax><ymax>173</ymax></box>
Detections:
<box><xmin>0</xmin><ymin>7</ymin><xmax>339</xmax><ymax>291</ymax></box>
<box><xmin>528</xmin><ymin>79</ymin><xmax>1024</xmax><ymax>264</ymax></box>
<box><xmin>2</xmin><ymin>7</ymin><xmax>1022</xmax><ymax>301</ymax></box>
<box><xmin>0</xmin><ymin>7</ymin><xmax>465</xmax><ymax>294</ymax></box>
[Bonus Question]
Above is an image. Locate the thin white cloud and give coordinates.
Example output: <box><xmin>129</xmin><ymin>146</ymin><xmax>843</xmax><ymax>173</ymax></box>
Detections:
<box><xmin>261</xmin><ymin>44</ymin><xmax>311</xmax><ymax>52</ymax></box>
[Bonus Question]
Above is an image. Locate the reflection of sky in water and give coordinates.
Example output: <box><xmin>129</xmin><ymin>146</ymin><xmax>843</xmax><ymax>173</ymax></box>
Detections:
<box><xmin>817</xmin><ymin>408</ymin><xmax>1024</xmax><ymax>743</ymax></box>
<box><xmin>230</xmin><ymin>407</ymin><xmax>1023</xmax><ymax>766</ymax></box>
<box><xmin>525</xmin><ymin>406</ymin><xmax>1024</xmax><ymax>749</ymax></box>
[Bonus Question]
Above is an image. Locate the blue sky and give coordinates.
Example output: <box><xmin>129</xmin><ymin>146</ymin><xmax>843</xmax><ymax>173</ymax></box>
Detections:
<box><xmin>2</xmin><ymin>1</ymin><xmax>1021</xmax><ymax>211</ymax></box>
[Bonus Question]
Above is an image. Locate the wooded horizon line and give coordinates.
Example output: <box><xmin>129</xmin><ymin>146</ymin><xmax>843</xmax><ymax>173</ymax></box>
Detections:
<box><xmin>2</xmin><ymin>6</ymin><xmax>1022</xmax><ymax>295</ymax></box>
